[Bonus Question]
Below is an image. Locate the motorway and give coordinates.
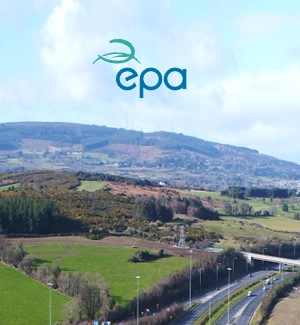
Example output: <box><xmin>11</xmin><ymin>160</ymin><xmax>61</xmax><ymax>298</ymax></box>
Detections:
<box><xmin>235</xmin><ymin>273</ymin><xmax>290</xmax><ymax>325</ymax></box>
<box><xmin>215</xmin><ymin>273</ymin><xmax>290</xmax><ymax>325</ymax></box>
<box><xmin>170</xmin><ymin>269</ymin><xmax>276</xmax><ymax>325</ymax></box>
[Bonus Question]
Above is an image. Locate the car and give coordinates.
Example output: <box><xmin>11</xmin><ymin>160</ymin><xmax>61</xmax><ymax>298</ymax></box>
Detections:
<box><xmin>247</xmin><ymin>290</ymin><xmax>252</xmax><ymax>297</ymax></box>
<box><xmin>248</xmin><ymin>274</ymin><xmax>253</xmax><ymax>277</ymax></box>
<box><xmin>263</xmin><ymin>286</ymin><xmax>266</xmax><ymax>291</ymax></box>
<box><xmin>216</xmin><ymin>287</ymin><xmax>220</xmax><ymax>291</ymax></box>
<box><xmin>236</xmin><ymin>279</ymin><xmax>240</xmax><ymax>283</ymax></box>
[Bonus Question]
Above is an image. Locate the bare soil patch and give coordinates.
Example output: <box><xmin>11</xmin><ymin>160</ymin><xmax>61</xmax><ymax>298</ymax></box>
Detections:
<box><xmin>7</xmin><ymin>235</ymin><xmax>210</xmax><ymax>259</ymax></box>
<box><xmin>266</xmin><ymin>286</ymin><xmax>300</xmax><ymax>325</ymax></box>
<box><xmin>102</xmin><ymin>144</ymin><xmax>163</xmax><ymax>162</ymax></box>
<box><xmin>106</xmin><ymin>182</ymin><xmax>179</xmax><ymax>198</ymax></box>
<box><xmin>106</xmin><ymin>182</ymin><xmax>213</xmax><ymax>208</ymax></box>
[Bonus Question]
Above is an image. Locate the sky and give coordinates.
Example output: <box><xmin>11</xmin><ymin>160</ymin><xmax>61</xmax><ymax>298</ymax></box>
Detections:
<box><xmin>1</xmin><ymin>0</ymin><xmax>300</xmax><ymax>163</ymax></box>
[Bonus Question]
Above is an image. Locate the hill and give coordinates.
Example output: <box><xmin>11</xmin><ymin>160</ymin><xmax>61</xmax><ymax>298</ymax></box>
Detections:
<box><xmin>0</xmin><ymin>121</ymin><xmax>300</xmax><ymax>190</ymax></box>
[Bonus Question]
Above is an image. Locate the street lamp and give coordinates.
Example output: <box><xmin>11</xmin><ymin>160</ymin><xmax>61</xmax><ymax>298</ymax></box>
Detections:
<box><xmin>227</xmin><ymin>267</ymin><xmax>232</xmax><ymax>325</ymax></box>
<box><xmin>47</xmin><ymin>282</ymin><xmax>53</xmax><ymax>325</ymax></box>
<box><xmin>232</xmin><ymin>257</ymin><xmax>237</xmax><ymax>276</ymax></box>
<box><xmin>189</xmin><ymin>250</ymin><xmax>193</xmax><ymax>307</ymax></box>
<box><xmin>208</xmin><ymin>295</ymin><xmax>212</xmax><ymax>325</ymax></box>
<box><xmin>199</xmin><ymin>267</ymin><xmax>204</xmax><ymax>293</ymax></box>
<box><xmin>263</xmin><ymin>247</ymin><xmax>267</xmax><ymax>264</ymax></box>
<box><xmin>216</xmin><ymin>263</ymin><xmax>221</xmax><ymax>285</ymax></box>
<box><xmin>270</xmin><ymin>273</ymin><xmax>273</xmax><ymax>289</ymax></box>
<box><xmin>279</xmin><ymin>243</ymin><xmax>282</xmax><ymax>257</ymax></box>
<box><xmin>136</xmin><ymin>276</ymin><xmax>141</xmax><ymax>325</ymax></box>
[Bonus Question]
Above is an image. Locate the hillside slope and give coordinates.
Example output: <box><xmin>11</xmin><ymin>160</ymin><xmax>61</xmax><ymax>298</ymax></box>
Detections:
<box><xmin>0</xmin><ymin>121</ymin><xmax>299</xmax><ymax>190</ymax></box>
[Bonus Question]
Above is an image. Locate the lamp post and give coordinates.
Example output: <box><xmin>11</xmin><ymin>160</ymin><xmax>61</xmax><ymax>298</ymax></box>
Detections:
<box><xmin>279</xmin><ymin>243</ymin><xmax>282</xmax><ymax>257</ymax></box>
<box><xmin>270</xmin><ymin>273</ymin><xmax>273</xmax><ymax>289</ymax></box>
<box><xmin>227</xmin><ymin>267</ymin><xmax>232</xmax><ymax>325</ymax></box>
<box><xmin>189</xmin><ymin>250</ymin><xmax>193</xmax><ymax>307</ymax></box>
<box><xmin>199</xmin><ymin>267</ymin><xmax>204</xmax><ymax>293</ymax></box>
<box><xmin>216</xmin><ymin>263</ymin><xmax>221</xmax><ymax>285</ymax></box>
<box><xmin>47</xmin><ymin>282</ymin><xmax>53</xmax><ymax>325</ymax></box>
<box><xmin>208</xmin><ymin>296</ymin><xmax>212</xmax><ymax>325</ymax></box>
<box><xmin>263</xmin><ymin>247</ymin><xmax>267</xmax><ymax>265</ymax></box>
<box><xmin>136</xmin><ymin>276</ymin><xmax>141</xmax><ymax>325</ymax></box>
<box><xmin>232</xmin><ymin>257</ymin><xmax>237</xmax><ymax>276</ymax></box>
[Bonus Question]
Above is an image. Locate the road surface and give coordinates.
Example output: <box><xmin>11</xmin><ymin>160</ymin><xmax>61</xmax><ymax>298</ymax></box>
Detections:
<box><xmin>170</xmin><ymin>269</ymin><xmax>276</xmax><ymax>325</ymax></box>
<box><xmin>215</xmin><ymin>273</ymin><xmax>291</xmax><ymax>325</ymax></box>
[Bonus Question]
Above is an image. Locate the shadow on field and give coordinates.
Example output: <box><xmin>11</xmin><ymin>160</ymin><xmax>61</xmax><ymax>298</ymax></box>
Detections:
<box><xmin>144</xmin><ymin>253</ymin><xmax>173</xmax><ymax>263</ymax></box>
<box><xmin>34</xmin><ymin>258</ymin><xmax>51</xmax><ymax>266</ymax></box>
<box><xmin>113</xmin><ymin>295</ymin><xmax>131</xmax><ymax>305</ymax></box>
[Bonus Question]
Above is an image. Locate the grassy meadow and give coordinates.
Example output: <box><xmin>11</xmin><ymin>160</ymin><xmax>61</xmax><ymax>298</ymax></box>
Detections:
<box><xmin>0</xmin><ymin>182</ymin><xmax>20</xmax><ymax>191</ymax></box>
<box><xmin>76</xmin><ymin>180</ymin><xmax>106</xmax><ymax>192</ymax></box>
<box><xmin>26</xmin><ymin>244</ymin><xmax>190</xmax><ymax>306</ymax></box>
<box><xmin>0</xmin><ymin>263</ymin><xmax>70</xmax><ymax>325</ymax></box>
<box><xmin>182</xmin><ymin>190</ymin><xmax>300</xmax><ymax>248</ymax></box>
<box><xmin>181</xmin><ymin>189</ymin><xmax>235</xmax><ymax>201</ymax></box>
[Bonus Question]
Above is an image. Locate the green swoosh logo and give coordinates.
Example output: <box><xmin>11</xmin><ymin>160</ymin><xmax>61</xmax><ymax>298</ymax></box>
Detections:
<box><xmin>93</xmin><ymin>39</ymin><xmax>141</xmax><ymax>64</ymax></box>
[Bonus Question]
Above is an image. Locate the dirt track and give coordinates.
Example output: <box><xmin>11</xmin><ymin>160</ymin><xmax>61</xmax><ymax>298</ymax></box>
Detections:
<box><xmin>7</xmin><ymin>236</ymin><xmax>210</xmax><ymax>259</ymax></box>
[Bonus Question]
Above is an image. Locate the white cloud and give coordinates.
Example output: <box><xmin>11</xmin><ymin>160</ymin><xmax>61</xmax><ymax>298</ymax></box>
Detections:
<box><xmin>39</xmin><ymin>0</ymin><xmax>234</xmax><ymax>102</ymax></box>
<box><xmin>235</xmin><ymin>12</ymin><xmax>286</xmax><ymax>40</ymax></box>
<box><xmin>0</xmin><ymin>80</ymin><xmax>36</xmax><ymax>108</ymax></box>
<box><xmin>30</xmin><ymin>0</ymin><xmax>300</xmax><ymax>163</ymax></box>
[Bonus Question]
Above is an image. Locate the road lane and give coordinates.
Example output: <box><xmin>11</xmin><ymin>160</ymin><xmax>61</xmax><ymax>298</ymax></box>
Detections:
<box><xmin>170</xmin><ymin>269</ymin><xmax>275</xmax><ymax>325</ymax></box>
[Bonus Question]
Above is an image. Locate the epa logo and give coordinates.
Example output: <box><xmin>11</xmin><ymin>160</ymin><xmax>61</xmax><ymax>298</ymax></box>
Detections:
<box><xmin>93</xmin><ymin>39</ymin><xmax>187</xmax><ymax>98</ymax></box>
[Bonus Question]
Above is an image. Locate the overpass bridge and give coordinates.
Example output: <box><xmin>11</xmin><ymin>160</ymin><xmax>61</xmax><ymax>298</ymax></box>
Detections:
<box><xmin>241</xmin><ymin>252</ymin><xmax>300</xmax><ymax>269</ymax></box>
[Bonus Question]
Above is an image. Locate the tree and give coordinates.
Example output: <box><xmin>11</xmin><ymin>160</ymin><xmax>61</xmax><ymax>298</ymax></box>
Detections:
<box><xmin>282</xmin><ymin>203</ymin><xmax>289</xmax><ymax>212</ymax></box>
<box><xmin>18</xmin><ymin>255</ymin><xmax>35</xmax><ymax>275</ymax></box>
<box><xmin>223</xmin><ymin>202</ymin><xmax>232</xmax><ymax>215</ymax></box>
<box><xmin>240</xmin><ymin>202</ymin><xmax>250</xmax><ymax>215</ymax></box>
<box><xmin>232</xmin><ymin>204</ymin><xmax>239</xmax><ymax>215</ymax></box>
<box><xmin>72</xmin><ymin>273</ymin><xmax>112</xmax><ymax>320</ymax></box>
<box><xmin>63</xmin><ymin>296</ymin><xmax>82</xmax><ymax>323</ymax></box>
<box><xmin>270</xmin><ymin>205</ymin><xmax>277</xmax><ymax>216</ymax></box>
<box><xmin>133</xmin><ymin>196</ymin><xmax>173</xmax><ymax>222</ymax></box>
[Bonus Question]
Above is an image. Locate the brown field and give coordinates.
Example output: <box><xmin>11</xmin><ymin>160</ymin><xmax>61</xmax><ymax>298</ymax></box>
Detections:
<box><xmin>106</xmin><ymin>182</ymin><xmax>213</xmax><ymax>208</ymax></box>
<box><xmin>266</xmin><ymin>286</ymin><xmax>300</xmax><ymax>325</ymax></box>
<box><xmin>7</xmin><ymin>235</ymin><xmax>210</xmax><ymax>259</ymax></box>
<box><xmin>101</xmin><ymin>144</ymin><xmax>163</xmax><ymax>161</ymax></box>
<box><xmin>107</xmin><ymin>182</ymin><xmax>177</xmax><ymax>197</ymax></box>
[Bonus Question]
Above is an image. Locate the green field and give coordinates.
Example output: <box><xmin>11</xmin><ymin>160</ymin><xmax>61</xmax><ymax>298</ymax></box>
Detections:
<box><xmin>181</xmin><ymin>190</ymin><xmax>235</xmax><ymax>202</ymax></box>
<box><xmin>195</xmin><ymin>218</ymin><xmax>296</xmax><ymax>248</ymax></box>
<box><xmin>26</xmin><ymin>244</ymin><xmax>190</xmax><ymax>306</ymax></box>
<box><xmin>221</xmin><ymin>215</ymin><xmax>300</xmax><ymax>232</ymax></box>
<box><xmin>0</xmin><ymin>263</ymin><xmax>70</xmax><ymax>325</ymax></box>
<box><xmin>83</xmin><ymin>152</ymin><xmax>109</xmax><ymax>160</ymax></box>
<box><xmin>182</xmin><ymin>190</ymin><xmax>300</xmax><ymax>248</ymax></box>
<box><xmin>76</xmin><ymin>180</ymin><xmax>106</xmax><ymax>192</ymax></box>
<box><xmin>0</xmin><ymin>183</ymin><xmax>20</xmax><ymax>191</ymax></box>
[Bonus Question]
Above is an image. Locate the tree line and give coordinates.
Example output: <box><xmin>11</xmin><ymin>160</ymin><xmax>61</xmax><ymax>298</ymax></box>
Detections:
<box><xmin>221</xmin><ymin>186</ymin><xmax>297</xmax><ymax>199</ymax></box>
<box><xmin>0</xmin><ymin>236</ymin><xmax>113</xmax><ymax>321</ymax></box>
<box><xmin>134</xmin><ymin>195</ymin><xmax>219</xmax><ymax>223</ymax></box>
<box><xmin>0</xmin><ymin>191</ymin><xmax>80</xmax><ymax>234</ymax></box>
